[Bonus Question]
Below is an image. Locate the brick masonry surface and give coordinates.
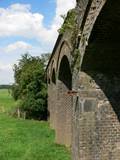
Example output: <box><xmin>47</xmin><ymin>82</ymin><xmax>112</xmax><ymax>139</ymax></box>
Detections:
<box><xmin>47</xmin><ymin>0</ymin><xmax>120</xmax><ymax>159</ymax></box>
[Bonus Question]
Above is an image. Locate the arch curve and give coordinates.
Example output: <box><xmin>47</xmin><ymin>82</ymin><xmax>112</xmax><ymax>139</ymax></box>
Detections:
<box><xmin>56</xmin><ymin>40</ymin><xmax>72</xmax><ymax>72</ymax></box>
<box><xmin>81</xmin><ymin>0</ymin><xmax>120</xmax><ymax>72</ymax></box>
<box><xmin>73</xmin><ymin>1</ymin><xmax>120</xmax><ymax>159</ymax></box>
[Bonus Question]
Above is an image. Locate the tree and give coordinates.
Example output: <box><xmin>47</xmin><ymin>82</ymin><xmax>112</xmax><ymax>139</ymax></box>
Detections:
<box><xmin>12</xmin><ymin>53</ymin><xmax>48</xmax><ymax>120</ymax></box>
<box><xmin>41</xmin><ymin>53</ymin><xmax>51</xmax><ymax>67</ymax></box>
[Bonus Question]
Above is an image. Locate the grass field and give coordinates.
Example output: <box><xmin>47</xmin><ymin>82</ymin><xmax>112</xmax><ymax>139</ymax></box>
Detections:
<box><xmin>0</xmin><ymin>89</ymin><xmax>71</xmax><ymax>160</ymax></box>
<box><xmin>0</xmin><ymin>89</ymin><xmax>16</xmax><ymax>113</ymax></box>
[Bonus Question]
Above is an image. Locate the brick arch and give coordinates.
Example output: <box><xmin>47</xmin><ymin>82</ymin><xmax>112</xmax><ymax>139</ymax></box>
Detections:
<box><xmin>47</xmin><ymin>59</ymin><xmax>57</xmax><ymax>129</ymax></box>
<box><xmin>81</xmin><ymin>0</ymin><xmax>120</xmax><ymax>71</ymax></box>
<box><xmin>72</xmin><ymin>0</ymin><xmax>120</xmax><ymax>159</ymax></box>
<box><xmin>78</xmin><ymin>0</ymin><xmax>106</xmax><ymax>65</ymax></box>
<box><xmin>55</xmin><ymin>54</ymin><xmax>73</xmax><ymax>147</ymax></box>
<box><xmin>58</xmin><ymin>55</ymin><xmax>72</xmax><ymax>89</ymax></box>
<box><xmin>46</xmin><ymin>68</ymin><xmax>50</xmax><ymax>84</ymax></box>
<box><xmin>77</xmin><ymin>0</ymin><xmax>120</xmax><ymax>69</ymax></box>
<box><xmin>56</xmin><ymin>40</ymin><xmax>72</xmax><ymax>73</ymax></box>
<box><xmin>50</xmin><ymin>60</ymin><xmax>56</xmax><ymax>78</ymax></box>
<box><xmin>47</xmin><ymin>0</ymin><xmax>120</xmax><ymax>159</ymax></box>
<box><xmin>47</xmin><ymin>59</ymin><xmax>57</xmax><ymax>84</ymax></box>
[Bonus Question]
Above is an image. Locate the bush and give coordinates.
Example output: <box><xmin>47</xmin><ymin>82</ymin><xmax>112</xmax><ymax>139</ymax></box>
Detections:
<box><xmin>11</xmin><ymin>53</ymin><xmax>48</xmax><ymax>120</ymax></box>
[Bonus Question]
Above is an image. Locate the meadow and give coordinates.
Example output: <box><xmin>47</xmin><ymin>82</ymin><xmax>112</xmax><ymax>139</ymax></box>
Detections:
<box><xmin>0</xmin><ymin>89</ymin><xmax>16</xmax><ymax>113</ymax></box>
<box><xmin>0</xmin><ymin>89</ymin><xmax>71</xmax><ymax>160</ymax></box>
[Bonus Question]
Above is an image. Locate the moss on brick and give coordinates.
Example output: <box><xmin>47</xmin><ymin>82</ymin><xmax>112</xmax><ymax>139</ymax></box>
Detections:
<box><xmin>71</xmin><ymin>49</ymin><xmax>81</xmax><ymax>72</ymax></box>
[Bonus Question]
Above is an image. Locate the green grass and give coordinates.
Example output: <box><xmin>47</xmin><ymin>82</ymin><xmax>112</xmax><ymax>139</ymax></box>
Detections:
<box><xmin>0</xmin><ymin>89</ymin><xmax>16</xmax><ymax>113</ymax></box>
<box><xmin>0</xmin><ymin>89</ymin><xmax>71</xmax><ymax>160</ymax></box>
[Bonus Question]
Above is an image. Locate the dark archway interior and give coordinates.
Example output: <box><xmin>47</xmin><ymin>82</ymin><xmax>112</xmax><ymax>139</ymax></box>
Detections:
<box><xmin>52</xmin><ymin>69</ymin><xmax>56</xmax><ymax>84</ymax></box>
<box><xmin>81</xmin><ymin>0</ymin><xmax>120</xmax><ymax>121</ymax></box>
<box><xmin>58</xmin><ymin>55</ymin><xmax>72</xmax><ymax>89</ymax></box>
<box><xmin>48</xmin><ymin>78</ymin><xmax>50</xmax><ymax>84</ymax></box>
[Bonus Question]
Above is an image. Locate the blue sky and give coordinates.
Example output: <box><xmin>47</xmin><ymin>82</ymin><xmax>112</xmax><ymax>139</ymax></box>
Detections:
<box><xmin>0</xmin><ymin>0</ymin><xmax>76</xmax><ymax>84</ymax></box>
<box><xmin>0</xmin><ymin>0</ymin><xmax>56</xmax><ymax>27</ymax></box>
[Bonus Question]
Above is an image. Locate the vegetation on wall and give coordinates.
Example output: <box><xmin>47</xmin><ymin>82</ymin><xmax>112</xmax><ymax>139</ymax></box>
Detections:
<box><xmin>58</xmin><ymin>8</ymin><xmax>81</xmax><ymax>73</ymax></box>
<box><xmin>58</xmin><ymin>9</ymin><xmax>77</xmax><ymax>34</ymax></box>
<box><xmin>71</xmin><ymin>49</ymin><xmax>81</xmax><ymax>72</ymax></box>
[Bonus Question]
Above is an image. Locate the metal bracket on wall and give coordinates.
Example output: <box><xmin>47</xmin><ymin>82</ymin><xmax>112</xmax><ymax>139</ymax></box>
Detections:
<box><xmin>67</xmin><ymin>90</ymin><xmax>78</xmax><ymax>96</ymax></box>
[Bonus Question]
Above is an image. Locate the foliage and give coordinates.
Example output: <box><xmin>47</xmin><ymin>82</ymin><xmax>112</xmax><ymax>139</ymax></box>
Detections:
<box><xmin>11</xmin><ymin>84</ymin><xmax>21</xmax><ymax>101</ymax></box>
<box><xmin>58</xmin><ymin>9</ymin><xmax>76</xmax><ymax>34</ymax></box>
<box><xmin>0</xmin><ymin>114</ymin><xmax>71</xmax><ymax>160</ymax></box>
<box><xmin>12</xmin><ymin>53</ymin><xmax>48</xmax><ymax>120</ymax></box>
<box><xmin>71</xmin><ymin>49</ymin><xmax>81</xmax><ymax>72</ymax></box>
<box><xmin>41</xmin><ymin>53</ymin><xmax>51</xmax><ymax>67</ymax></box>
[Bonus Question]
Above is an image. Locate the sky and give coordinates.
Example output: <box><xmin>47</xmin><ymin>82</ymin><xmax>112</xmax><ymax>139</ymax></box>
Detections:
<box><xmin>0</xmin><ymin>0</ymin><xmax>76</xmax><ymax>84</ymax></box>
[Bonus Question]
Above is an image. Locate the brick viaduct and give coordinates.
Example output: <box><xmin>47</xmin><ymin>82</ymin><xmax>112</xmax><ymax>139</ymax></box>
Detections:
<box><xmin>46</xmin><ymin>0</ymin><xmax>120</xmax><ymax>159</ymax></box>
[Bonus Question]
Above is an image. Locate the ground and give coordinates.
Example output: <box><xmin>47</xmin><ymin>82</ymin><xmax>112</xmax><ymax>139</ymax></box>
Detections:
<box><xmin>0</xmin><ymin>89</ymin><xmax>71</xmax><ymax>160</ymax></box>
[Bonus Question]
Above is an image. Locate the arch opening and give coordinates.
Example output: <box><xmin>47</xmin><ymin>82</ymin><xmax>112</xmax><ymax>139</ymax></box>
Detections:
<box><xmin>48</xmin><ymin>78</ymin><xmax>50</xmax><ymax>84</ymax></box>
<box><xmin>81</xmin><ymin>0</ymin><xmax>120</xmax><ymax>120</ymax></box>
<box><xmin>82</xmin><ymin>0</ymin><xmax>120</xmax><ymax>73</ymax></box>
<box><xmin>51</xmin><ymin>69</ymin><xmax>56</xmax><ymax>84</ymax></box>
<box><xmin>77</xmin><ymin>0</ymin><xmax>120</xmax><ymax>159</ymax></box>
<box><xmin>48</xmin><ymin>68</ymin><xmax>56</xmax><ymax>129</ymax></box>
<box><xmin>58</xmin><ymin>55</ymin><xmax>72</xmax><ymax>90</ymax></box>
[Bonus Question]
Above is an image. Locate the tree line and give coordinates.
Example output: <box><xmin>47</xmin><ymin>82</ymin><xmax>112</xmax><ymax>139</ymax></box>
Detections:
<box><xmin>0</xmin><ymin>85</ymin><xmax>12</xmax><ymax>89</ymax></box>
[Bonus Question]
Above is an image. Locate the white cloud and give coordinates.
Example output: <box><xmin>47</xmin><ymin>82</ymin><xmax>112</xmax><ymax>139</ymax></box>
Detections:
<box><xmin>0</xmin><ymin>62</ymin><xmax>14</xmax><ymax>84</ymax></box>
<box><xmin>0</xmin><ymin>41</ymin><xmax>48</xmax><ymax>56</ymax></box>
<box><xmin>4</xmin><ymin>41</ymin><xmax>32</xmax><ymax>53</ymax></box>
<box><xmin>0</xmin><ymin>0</ymin><xmax>76</xmax><ymax>84</ymax></box>
<box><xmin>0</xmin><ymin>1</ymin><xmax>76</xmax><ymax>45</ymax></box>
<box><xmin>47</xmin><ymin>0</ymin><xmax>76</xmax><ymax>44</ymax></box>
<box><xmin>0</xmin><ymin>62</ymin><xmax>12</xmax><ymax>70</ymax></box>
<box><xmin>0</xmin><ymin>4</ymin><xmax>44</xmax><ymax>39</ymax></box>
<box><xmin>56</xmin><ymin>0</ymin><xmax>76</xmax><ymax>18</ymax></box>
<box><xmin>9</xmin><ymin>3</ymin><xmax>31</xmax><ymax>12</ymax></box>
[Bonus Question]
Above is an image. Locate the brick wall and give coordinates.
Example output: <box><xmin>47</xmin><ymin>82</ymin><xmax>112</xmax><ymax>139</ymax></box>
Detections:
<box><xmin>72</xmin><ymin>72</ymin><xmax>120</xmax><ymax>160</ymax></box>
<box><xmin>55</xmin><ymin>80</ymin><xmax>72</xmax><ymax>146</ymax></box>
<box><xmin>47</xmin><ymin>0</ymin><xmax>120</xmax><ymax>159</ymax></box>
<box><xmin>48</xmin><ymin>83</ymin><xmax>57</xmax><ymax>129</ymax></box>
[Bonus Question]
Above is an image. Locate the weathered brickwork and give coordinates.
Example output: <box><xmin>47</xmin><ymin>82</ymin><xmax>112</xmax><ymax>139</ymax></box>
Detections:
<box><xmin>72</xmin><ymin>72</ymin><xmax>120</xmax><ymax>160</ymax></box>
<box><xmin>47</xmin><ymin>0</ymin><xmax>120</xmax><ymax>159</ymax></box>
